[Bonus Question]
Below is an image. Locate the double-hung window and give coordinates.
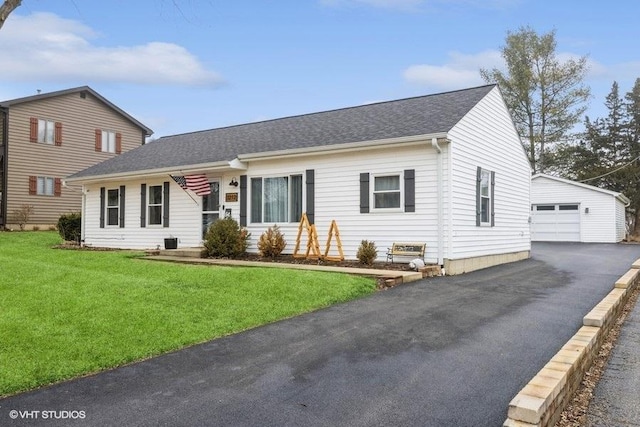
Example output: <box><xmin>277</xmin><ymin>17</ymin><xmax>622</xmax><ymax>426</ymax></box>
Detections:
<box><xmin>30</xmin><ymin>118</ymin><xmax>61</xmax><ymax>145</ymax></box>
<box><xmin>476</xmin><ymin>167</ymin><xmax>495</xmax><ymax>226</ymax></box>
<box><xmin>148</xmin><ymin>185</ymin><xmax>163</xmax><ymax>225</ymax></box>
<box><xmin>38</xmin><ymin>119</ymin><xmax>55</xmax><ymax>144</ymax></box>
<box><xmin>102</xmin><ymin>131</ymin><xmax>116</xmax><ymax>153</ymax></box>
<box><xmin>251</xmin><ymin>174</ymin><xmax>303</xmax><ymax>223</ymax></box>
<box><xmin>106</xmin><ymin>189</ymin><xmax>120</xmax><ymax>226</ymax></box>
<box><xmin>37</xmin><ymin>177</ymin><xmax>54</xmax><ymax>195</ymax></box>
<box><xmin>95</xmin><ymin>129</ymin><xmax>121</xmax><ymax>154</ymax></box>
<box><xmin>373</xmin><ymin>174</ymin><xmax>401</xmax><ymax>210</ymax></box>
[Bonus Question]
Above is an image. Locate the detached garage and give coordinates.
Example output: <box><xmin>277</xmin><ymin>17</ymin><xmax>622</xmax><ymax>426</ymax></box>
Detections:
<box><xmin>531</xmin><ymin>174</ymin><xmax>629</xmax><ymax>243</ymax></box>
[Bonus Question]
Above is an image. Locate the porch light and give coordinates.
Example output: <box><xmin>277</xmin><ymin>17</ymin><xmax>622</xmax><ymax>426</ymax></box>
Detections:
<box><xmin>229</xmin><ymin>177</ymin><xmax>239</xmax><ymax>187</ymax></box>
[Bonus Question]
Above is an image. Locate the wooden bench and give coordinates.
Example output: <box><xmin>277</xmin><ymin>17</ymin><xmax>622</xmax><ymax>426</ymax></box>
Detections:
<box><xmin>386</xmin><ymin>242</ymin><xmax>426</xmax><ymax>263</ymax></box>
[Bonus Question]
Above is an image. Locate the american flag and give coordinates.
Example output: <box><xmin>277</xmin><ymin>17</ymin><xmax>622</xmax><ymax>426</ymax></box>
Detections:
<box><xmin>171</xmin><ymin>174</ymin><xmax>211</xmax><ymax>196</ymax></box>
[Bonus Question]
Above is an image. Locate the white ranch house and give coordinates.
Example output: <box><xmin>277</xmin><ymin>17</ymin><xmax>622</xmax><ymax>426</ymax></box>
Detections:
<box><xmin>66</xmin><ymin>85</ymin><xmax>532</xmax><ymax>275</ymax></box>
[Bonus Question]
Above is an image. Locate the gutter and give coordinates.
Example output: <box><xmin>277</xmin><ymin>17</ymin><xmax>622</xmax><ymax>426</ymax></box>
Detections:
<box><xmin>238</xmin><ymin>133</ymin><xmax>449</xmax><ymax>162</ymax></box>
<box><xmin>64</xmin><ymin>161</ymin><xmax>231</xmax><ymax>185</ymax></box>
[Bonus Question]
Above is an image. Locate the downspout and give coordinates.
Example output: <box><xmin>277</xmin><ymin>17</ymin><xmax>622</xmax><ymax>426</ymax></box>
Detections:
<box><xmin>80</xmin><ymin>185</ymin><xmax>87</xmax><ymax>246</ymax></box>
<box><xmin>0</xmin><ymin>106</ymin><xmax>7</xmax><ymax>229</ymax></box>
<box><xmin>431</xmin><ymin>138</ymin><xmax>444</xmax><ymax>271</ymax></box>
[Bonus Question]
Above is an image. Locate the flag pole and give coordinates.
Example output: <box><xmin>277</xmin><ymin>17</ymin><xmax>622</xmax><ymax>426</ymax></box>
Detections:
<box><xmin>170</xmin><ymin>174</ymin><xmax>200</xmax><ymax>205</ymax></box>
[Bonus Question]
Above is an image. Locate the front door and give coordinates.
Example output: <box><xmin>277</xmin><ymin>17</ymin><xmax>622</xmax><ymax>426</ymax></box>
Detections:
<box><xmin>202</xmin><ymin>180</ymin><xmax>220</xmax><ymax>237</ymax></box>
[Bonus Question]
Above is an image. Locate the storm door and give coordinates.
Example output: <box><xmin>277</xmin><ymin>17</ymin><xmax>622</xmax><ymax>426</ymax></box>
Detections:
<box><xmin>202</xmin><ymin>180</ymin><xmax>220</xmax><ymax>237</ymax></box>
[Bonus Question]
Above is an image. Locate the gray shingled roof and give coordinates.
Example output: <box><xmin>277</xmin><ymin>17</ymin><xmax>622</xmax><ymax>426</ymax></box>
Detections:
<box><xmin>69</xmin><ymin>85</ymin><xmax>495</xmax><ymax>180</ymax></box>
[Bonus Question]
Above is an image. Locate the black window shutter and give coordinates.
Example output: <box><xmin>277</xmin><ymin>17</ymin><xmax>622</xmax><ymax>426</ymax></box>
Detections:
<box><xmin>140</xmin><ymin>184</ymin><xmax>146</xmax><ymax>228</ymax></box>
<box><xmin>119</xmin><ymin>185</ymin><xmax>126</xmax><ymax>228</ymax></box>
<box><xmin>239</xmin><ymin>175</ymin><xmax>247</xmax><ymax>227</ymax></box>
<box><xmin>306</xmin><ymin>169</ymin><xmax>315</xmax><ymax>224</ymax></box>
<box><xmin>476</xmin><ymin>167</ymin><xmax>482</xmax><ymax>226</ymax></box>
<box><xmin>163</xmin><ymin>181</ymin><xmax>170</xmax><ymax>228</ymax></box>
<box><xmin>404</xmin><ymin>169</ymin><xmax>415</xmax><ymax>212</ymax></box>
<box><xmin>99</xmin><ymin>187</ymin><xmax>105</xmax><ymax>228</ymax></box>
<box><xmin>490</xmin><ymin>171</ymin><xmax>496</xmax><ymax>227</ymax></box>
<box><xmin>360</xmin><ymin>173</ymin><xmax>370</xmax><ymax>213</ymax></box>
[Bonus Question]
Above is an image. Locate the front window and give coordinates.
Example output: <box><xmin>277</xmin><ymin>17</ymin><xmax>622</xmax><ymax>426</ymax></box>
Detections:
<box><xmin>148</xmin><ymin>185</ymin><xmax>163</xmax><ymax>225</ymax></box>
<box><xmin>480</xmin><ymin>170</ymin><xmax>491</xmax><ymax>224</ymax></box>
<box><xmin>373</xmin><ymin>175</ymin><xmax>401</xmax><ymax>209</ymax></box>
<box><xmin>251</xmin><ymin>174</ymin><xmax>303</xmax><ymax>223</ymax></box>
<box><xmin>37</xmin><ymin>177</ymin><xmax>54</xmax><ymax>196</ymax></box>
<box><xmin>107</xmin><ymin>189</ymin><xmax>119</xmax><ymax>226</ymax></box>
<box><xmin>102</xmin><ymin>131</ymin><xmax>116</xmax><ymax>153</ymax></box>
<box><xmin>38</xmin><ymin>119</ymin><xmax>55</xmax><ymax>144</ymax></box>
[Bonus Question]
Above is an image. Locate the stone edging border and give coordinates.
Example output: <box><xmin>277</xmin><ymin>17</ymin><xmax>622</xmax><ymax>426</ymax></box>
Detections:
<box><xmin>503</xmin><ymin>258</ymin><xmax>640</xmax><ymax>427</ymax></box>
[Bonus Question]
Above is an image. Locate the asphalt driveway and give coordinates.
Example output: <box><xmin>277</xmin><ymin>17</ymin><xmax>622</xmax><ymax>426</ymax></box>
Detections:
<box><xmin>2</xmin><ymin>242</ymin><xmax>639</xmax><ymax>426</ymax></box>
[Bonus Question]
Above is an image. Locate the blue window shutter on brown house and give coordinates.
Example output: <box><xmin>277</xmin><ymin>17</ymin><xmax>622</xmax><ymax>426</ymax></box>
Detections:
<box><xmin>490</xmin><ymin>171</ymin><xmax>495</xmax><ymax>227</ymax></box>
<box><xmin>404</xmin><ymin>169</ymin><xmax>415</xmax><ymax>212</ymax></box>
<box><xmin>140</xmin><ymin>184</ymin><xmax>146</xmax><ymax>228</ymax></box>
<box><xmin>306</xmin><ymin>169</ymin><xmax>315</xmax><ymax>224</ymax></box>
<box><xmin>99</xmin><ymin>187</ymin><xmax>105</xmax><ymax>228</ymax></box>
<box><xmin>239</xmin><ymin>175</ymin><xmax>247</xmax><ymax>227</ymax></box>
<box><xmin>163</xmin><ymin>181</ymin><xmax>170</xmax><ymax>228</ymax></box>
<box><xmin>475</xmin><ymin>166</ymin><xmax>482</xmax><ymax>227</ymax></box>
<box><xmin>119</xmin><ymin>185</ymin><xmax>126</xmax><ymax>228</ymax></box>
<box><xmin>360</xmin><ymin>173</ymin><xmax>370</xmax><ymax>213</ymax></box>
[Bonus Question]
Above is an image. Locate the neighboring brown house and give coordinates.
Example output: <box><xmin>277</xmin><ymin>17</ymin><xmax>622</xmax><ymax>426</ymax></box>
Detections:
<box><xmin>0</xmin><ymin>86</ymin><xmax>152</xmax><ymax>229</ymax></box>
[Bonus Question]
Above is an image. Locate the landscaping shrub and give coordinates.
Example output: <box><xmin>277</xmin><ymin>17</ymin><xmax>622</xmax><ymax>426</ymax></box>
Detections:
<box><xmin>57</xmin><ymin>212</ymin><xmax>82</xmax><ymax>242</ymax></box>
<box><xmin>203</xmin><ymin>218</ymin><xmax>250</xmax><ymax>258</ymax></box>
<box><xmin>11</xmin><ymin>204</ymin><xmax>34</xmax><ymax>230</ymax></box>
<box><xmin>258</xmin><ymin>225</ymin><xmax>287</xmax><ymax>258</ymax></box>
<box><xmin>356</xmin><ymin>240</ymin><xmax>377</xmax><ymax>265</ymax></box>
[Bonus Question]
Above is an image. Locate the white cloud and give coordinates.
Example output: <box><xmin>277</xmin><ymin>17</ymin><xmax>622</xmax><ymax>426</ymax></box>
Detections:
<box><xmin>403</xmin><ymin>50</ymin><xmax>501</xmax><ymax>89</ymax></box>
<box><xmin>0</xmin><ymin>12</ymin><xmax>223</xmax><ymax>87</ymax></box>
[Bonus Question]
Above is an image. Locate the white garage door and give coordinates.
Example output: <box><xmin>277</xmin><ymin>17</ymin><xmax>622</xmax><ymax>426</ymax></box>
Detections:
<box><xmin>531</xmin><ymin>204</ymin><xmax>581</xmax><ymax>242</ymax></box>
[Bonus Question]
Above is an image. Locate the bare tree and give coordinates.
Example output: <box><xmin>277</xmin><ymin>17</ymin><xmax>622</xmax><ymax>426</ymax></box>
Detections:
<box><xmin>481</xmin><ymin>26</ymin><xmax>591</xmax><ymax>174</ymax></box>
<box><xmin>0</xmin><ymin>0</ymin><xmax>21</xmax><ymax>30</ymax></box>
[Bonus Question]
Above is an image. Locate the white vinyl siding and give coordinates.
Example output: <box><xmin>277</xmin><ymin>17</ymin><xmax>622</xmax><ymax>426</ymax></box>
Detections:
<box><xmin>82</xmin><ymin>178</ymin><xmax>202</xmax><ymax>249</ymax></box>
<box><xmin>242</xmin><ymin>143</ymin><xmax>444</xmax><ymax>264</ymax></box>
<box><xmin>447</xmin><ymin>87</ymin><xmax>531</xmax><ymax>260</ymax></box>
<box><xmin>531</xmin><ymin>175</ymin><xmax>628</xmax><ymax>243</ymax></box>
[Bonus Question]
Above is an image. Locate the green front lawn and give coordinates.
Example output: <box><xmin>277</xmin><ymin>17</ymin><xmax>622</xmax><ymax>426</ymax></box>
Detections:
<box><xmin>0</xmin><ymin>232</ymin><xmax>375</xmax><ymax>397</ymax></box>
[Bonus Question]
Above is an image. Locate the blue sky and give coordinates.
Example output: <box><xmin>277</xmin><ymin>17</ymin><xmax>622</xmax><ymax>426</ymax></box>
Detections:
<box><xmin>1</xmin><ymin>0</ymin><xmax>638</xmax><ymax>139</ymax></box>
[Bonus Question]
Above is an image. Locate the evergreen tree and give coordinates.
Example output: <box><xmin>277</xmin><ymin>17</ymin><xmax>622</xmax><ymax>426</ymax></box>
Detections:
<box><xmin>560</xmin><ymin>80</ymin><xmax>640</xmax><ymax>234</ymax></box>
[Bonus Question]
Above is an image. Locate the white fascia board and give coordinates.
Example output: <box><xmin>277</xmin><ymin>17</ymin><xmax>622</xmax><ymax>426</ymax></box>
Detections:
<box><xmin>237</xmin><ymin>133</ymin><xmax>449</xmax><ymax>162</ymax></box>
<box><xmin>532</xmin><ymin>173</ymin><xmax>628</xmax><ymax>201</ymax></box>
<box><xmin>65</xmin><ymin>161</ymin><xmax>230</xmax><ymax>185</ymax></box>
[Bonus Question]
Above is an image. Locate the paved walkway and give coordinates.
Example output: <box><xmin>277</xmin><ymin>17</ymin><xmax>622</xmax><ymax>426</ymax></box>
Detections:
<box><xmin>586</xmin><ymin>292</ymin><xmax>640</xmax><ymax>426</ymax></box>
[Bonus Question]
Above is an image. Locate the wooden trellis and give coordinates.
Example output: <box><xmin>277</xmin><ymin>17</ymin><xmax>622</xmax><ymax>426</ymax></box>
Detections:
<box><xmin>323</xmin><ymin>220</ymin><xmax>344</xmax><ymax>261</ymax></box>
<box><xmin>293</xmin><ymin>213</ymin><xmax>321</xmax><ymax>259</ymax></box>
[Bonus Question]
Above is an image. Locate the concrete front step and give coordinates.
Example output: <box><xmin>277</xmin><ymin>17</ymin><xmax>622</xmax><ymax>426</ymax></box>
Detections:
<box><xmin>159</xmin><ymin>247</ymin><xmax>204</xmax><ymax>258</ymax></box>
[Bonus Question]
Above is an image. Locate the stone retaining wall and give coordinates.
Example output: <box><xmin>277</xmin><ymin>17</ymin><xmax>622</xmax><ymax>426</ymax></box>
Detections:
<box><xmin>503</xmin><ymin>260</ymin><xmax>640</xmax><ymax>427</ymax></box>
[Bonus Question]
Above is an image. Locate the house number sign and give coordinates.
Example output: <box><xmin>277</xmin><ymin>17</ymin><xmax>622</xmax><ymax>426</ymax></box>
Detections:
<box><xmin>225</xmin><ymin>192</ymin><xmax>239</xmax><ymax>203</ymax></box>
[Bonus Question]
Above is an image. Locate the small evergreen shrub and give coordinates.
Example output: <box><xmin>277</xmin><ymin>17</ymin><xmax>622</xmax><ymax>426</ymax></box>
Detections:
<box><xmin>257</xmin><ymin>225</ymin><xmax>287</xmax><ymax>259</ymax></box>
<box><xmin>356</xmin><ymin>240</ymin><xmax>377</xmax><ymax>265</ymax></box>
<box><xmin>57</xmin><ymin>212</ymin><xmax>82</xmax><ymax>242</ymax></box>
<box><xmin>203</xmin><ymin>218</ymin><xmax>250</xmax><ymax>258</ymax></box>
